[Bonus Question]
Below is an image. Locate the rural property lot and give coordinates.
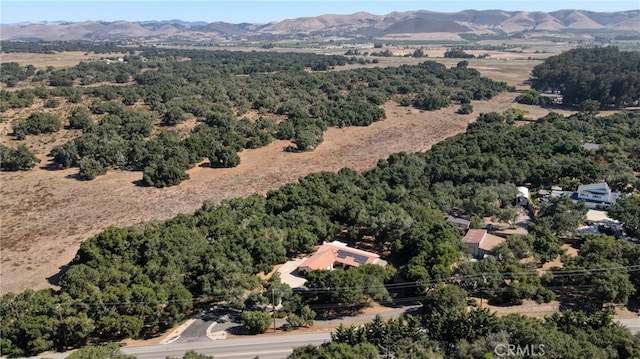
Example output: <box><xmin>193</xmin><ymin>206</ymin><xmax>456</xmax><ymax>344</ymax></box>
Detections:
<box><xmin>0</xmin><ymin>57</ymin><xmax>575</xmax><ymax>294</ymax></box>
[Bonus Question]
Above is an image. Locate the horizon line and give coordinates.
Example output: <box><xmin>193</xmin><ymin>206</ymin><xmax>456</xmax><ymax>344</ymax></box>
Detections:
<box><xmin>2</xmin><ymin>7</ymin><xmax>638</xmax><ymax>26</ymax></box>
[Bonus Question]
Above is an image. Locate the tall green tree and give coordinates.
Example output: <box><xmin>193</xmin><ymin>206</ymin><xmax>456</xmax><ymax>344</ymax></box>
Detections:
<box><xmin>288</xmin><ymin>342</ymin><xmax>379</xmax><ymax>359</ymax></box>
<box><xmin>608</xmin><ymin>194</ymin><xmax>640</xmax><ymax>238</ymax></box>
<box><xmin>67</xmin><ymin>343</ymin><xmax>135</xmax><ymax>359</ymax></box>
<box><xmin>535</xmin><ymin>196</ymin><xmax>587</xmax><ymax>238</ymax></box>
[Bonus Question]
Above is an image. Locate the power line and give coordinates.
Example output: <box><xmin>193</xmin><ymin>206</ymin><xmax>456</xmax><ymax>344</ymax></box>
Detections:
<box><xmin>6</xmin><ymin>263</ymin><xmax>637</xmax><ymax>310</ymax></box>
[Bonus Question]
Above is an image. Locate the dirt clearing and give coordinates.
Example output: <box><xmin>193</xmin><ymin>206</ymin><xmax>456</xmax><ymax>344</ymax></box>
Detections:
<box><xmin>1</xmin><ymin>55</ymin><xmax>577</xmax><ymax>295</ymax></box>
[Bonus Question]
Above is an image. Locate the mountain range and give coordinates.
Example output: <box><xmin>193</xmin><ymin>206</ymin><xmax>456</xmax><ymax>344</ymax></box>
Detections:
<box><xmin>1</xmin><ymin>9</ymin><xmax>639</xmax><ymax>42</ymax></box>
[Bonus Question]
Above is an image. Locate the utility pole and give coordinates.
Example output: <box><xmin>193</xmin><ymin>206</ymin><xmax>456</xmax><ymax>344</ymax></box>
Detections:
<box><xmin>386</xmin><ymin>329</ymin><xmax>391</xmax><ymax>359</ymax></box>
<box><xmin>481</xmin><ymin>275</ymin><xmax>487</xmax><ymax>309</ymax></box>
<box><xmin>272</xmin><ymin>288</ymin><xmax>276</xmax><ymax>333</ymax></box>
<box><xmin>57</xmin><ymin>304</ymin><xmax>68</xmax><ymax>349</ymax></box>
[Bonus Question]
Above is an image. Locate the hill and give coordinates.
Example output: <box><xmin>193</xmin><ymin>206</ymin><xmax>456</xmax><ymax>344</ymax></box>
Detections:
<box><xmin>1</xmin><ymin>9</ymin><xmax>638</xmax><ymax>41</ymax></box>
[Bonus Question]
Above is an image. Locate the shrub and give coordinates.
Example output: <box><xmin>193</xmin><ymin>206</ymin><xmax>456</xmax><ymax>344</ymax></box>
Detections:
<box><xmin>142</xmin><ymin>159</ymin><xmax>189</xmax><ymax>188</ymax></box>
<box><xmin>515</xmin><ymin>90</ymin><xmax>541</xmax><ymax>105</ymax></box>
<box><xmin>12</xmin><ymin>112</ymin><xmax>62</xmax><ymax>139</ymax></box>
<box><xmin>457</xmin><ymin>103</ymin><xmax>473</xmax><ymax>114</ymax></box>
<box><xmin>413</xmin><ymin>91</ymin><xmax>451</xmax><ymax>111</ymax></box>
<box><xmin>44</xmin><ymin>98</ymin><xmax>60</xmax><ymax>108</ymax></box>
<box><xmin>78</xmin><ymin>157</ymin><xmax>106</xmax><ymax>180</ymax></box>
<box><xmin>241</xmin><ymin>311</ymin><xmax>272</xmax><ymax>334</ymax></box>
<box><xmin>68</xmin><ymin>107</ymin><xmax>93</xmax><ymax>130</ymax></box>
<box><xmin>0</xmin><ymin>144</ymin><xmax>40</xmax><ymax>171</ymax></box>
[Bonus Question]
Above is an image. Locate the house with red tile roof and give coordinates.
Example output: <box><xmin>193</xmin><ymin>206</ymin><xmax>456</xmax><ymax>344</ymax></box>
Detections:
<box><xmin>297</xmin><ymin>241</ymin><xmax>387</xmax><ymax>274</ymax></box>
<box><xmin>462</xmin><ymin>229</ymin><xmax>505</xmax><ymax>258</ymax></box>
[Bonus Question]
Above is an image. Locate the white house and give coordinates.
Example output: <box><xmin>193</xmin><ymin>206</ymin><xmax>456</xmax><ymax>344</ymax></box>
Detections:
<box><xmin>515</xmin><ymin>186</ymin><xmax>530</xmax><ymax>207</ymax></box>
<box><xmin>576</xmin><ymin>182</ymin><xmax>620</xmax><ymax>209</ymax></box>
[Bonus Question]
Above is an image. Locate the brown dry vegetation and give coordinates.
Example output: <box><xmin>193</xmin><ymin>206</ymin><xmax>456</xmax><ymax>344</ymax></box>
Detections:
<box><xmin>0</xmin><ymin>51</ymin><xmax>121</xmax><ymax>69</ymax></box>
<box><xmin>0</xmin><ymin>56</ymin><xmax>575</xmax><ymax>294</ymax></box>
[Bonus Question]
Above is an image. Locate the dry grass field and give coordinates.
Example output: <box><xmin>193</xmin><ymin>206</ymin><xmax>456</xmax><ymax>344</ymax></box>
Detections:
<box><xmin>0</xmin><ymin>54</ymin><xmax>576</xmax><ymax>295</ymax></box>
<box><xmin>0</xmin><ymin>51</ymin><xmax>120</xmax><ymax>68</ymax></box>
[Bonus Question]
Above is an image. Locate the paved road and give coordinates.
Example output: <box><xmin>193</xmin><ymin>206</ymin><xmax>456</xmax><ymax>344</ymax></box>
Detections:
<box><xmin>617</xmin><ymin>318</ymin><xmax>640</xmax><ymax>334</ymax></box>
<box><xmin>176</xmin><ymin>318</ymin><xmax>237</xmax><ymax>343</ymax></box>
<box><xmin>34</xmin><ymin>309</ymin><xmax>638</xmax><ymax>359</ymax></box>
<box><xmin>124</xmin><ymin>332</ymin><xmax>331</xmax><ymax>359</ymax></box>
<box><xmin>126</xmin><ymin>316</ymin><xmax>639</xmax><ymax>358</ymax></box>
<box><xmin>175</xmin><ymin>305</ymin><xmax>420</xmax><ymax>344</ymax></box>
<box><xmin>175</xmin><ymin>319</ymin><xmax>213</xmax><ymax>343</ymax></box>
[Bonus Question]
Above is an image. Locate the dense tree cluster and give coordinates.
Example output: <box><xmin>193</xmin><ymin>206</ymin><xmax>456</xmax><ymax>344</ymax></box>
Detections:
<box><xmin>326</xmin><ymin>314</ymin><xmax>428</xmax><ymax>358</ymax></box>
<box><xmin>0</xmin><ymin>40</ymin><xmax>127</xmax><ymax>54</ymax></box>
<box><xmin>444</xmin><ymin>48</ymin><xmax>475</xmax><ymax>59</ymax></box>
<box><xmin>2</xmin><ymin>47</ymin><xmax>505</xmax><ymax>186</ymax></box>
<box><xmin>535</xmin><ymin>195</ymin><xmax>588</xmax><ymax>238</ymax></box>
<box><xmin>0</xmin><ymin>62</ymin><xmax>36</xmax><ymax>87</ymax></box>
<box><xmin>531</xmin><ymin>46</ymin><xmax>640</xmax><ymax>108</ymax></box>
<box><xmin>295</xmin><ymin>300</ymin><xmax>640</xmax><ymax>358</ymax></box>
<box><xmin>305</xmin><ymin>264</ymin><xmax>396</xmax><ymax>312</ymax></box>
<box><xmin>2</xmin><ymin>43</ymin><xmax>640</xmax><ymax>356</ymax></box>
<box><xmin>3</xmin><ymin>108</ymin><xmax>639</xmax><ymax>356</ymax></box>
<box><xmin>558</xmin><ymin>235</ymin><xmax>640</xmax><ymax>309</ymax></box>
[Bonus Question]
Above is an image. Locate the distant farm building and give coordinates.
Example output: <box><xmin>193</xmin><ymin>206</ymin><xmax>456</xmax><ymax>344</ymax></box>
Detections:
<box><xmin>540</xmin><ymin>93</ymin><xmax>563</xmax><ymax>104</ymax></box>
<box><xmin>462</xmin><ymin>229</ymin><xmax>505</xmax><ymax>258</ymax></box>
<box><xmin>297</xmin><ymin>241</ymin><xmax>387</xmax><ymax>274</ymax></box>
<box><xmin>447</xmin><ymin>215</ymin><xmax>471</xmax><ymax>230</ymax></box>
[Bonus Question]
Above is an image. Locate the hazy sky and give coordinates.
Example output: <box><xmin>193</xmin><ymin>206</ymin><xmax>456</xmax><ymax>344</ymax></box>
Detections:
<box><xmin>1</xmin><ymin>0</ymin><xmax>638</xmax><ymax>24</ymax></box>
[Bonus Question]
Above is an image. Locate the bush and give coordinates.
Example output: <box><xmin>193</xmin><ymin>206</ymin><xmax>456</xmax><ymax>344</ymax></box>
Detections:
<box><xmin>142</xmin><ymin>159</ymin><xmax>190</xmax><ymax>188</ymax></box>
<box><xmin>294</xmin><ymin>125</ymin><xmax>323</xmax><ymax>151</ymax></box>
<box><xmin>579</xmin><ymin>99</ymin><xmax>601</xmax><ymax>114</ymax></box>
<box><xmin>502</xmin><ymin>108</ymin><xmax>530</xmax><ymax>122</ymax></box>
<box><xmin>241</xmin><ymin>311</ymin><xmax>272</xmax><ymax>334</ymax></box>
<box><xmin>0</xmin><ymin>144</ymin><xmax>40</xmax><ymax>171</ymax></box>
<box><xmin>209</xmin><ymin>147</ymin><xmax>240</xmax><ymax>168</ymax></box>
<box><xmin>68</xmin><ymin>107</ymin><xmax>93</xmax><ymax>130</ymax></box>
<box><xmin>78</xmin><ymin>157</ymin><xmax>106</xmax><ymax>180</ymax></box>
<box><xmin>287</xmin><ymin>305</ymin><xmax>316</xmax><ymax>328</ymax></box>
<box><xmin>44</xmin><ymin>98</ymin><xmax>60</xmax><ymax>108</ymax></box>
<box><xmin>413</xmin><ymin>91</ymin><xmax>451</xmax><ymax>111</ymax></box>
<box><xmin>457</xmin><ymin>103</ymin><xmax>473</xmax><ymax>114</ymax></box>
<box><xmin>12</xmin><ymin>112</ymin><xmax>62</xmax><ymax>139</ymax></box>
<box><xmin>515</xmin><ymin>90</ymin><xmax>541</xmax><ymax>105</ymax></box>
<box><xmin>534</xmin><ymin>287</ymin><xmax>556</xmax><ymax>303</ymax></box>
